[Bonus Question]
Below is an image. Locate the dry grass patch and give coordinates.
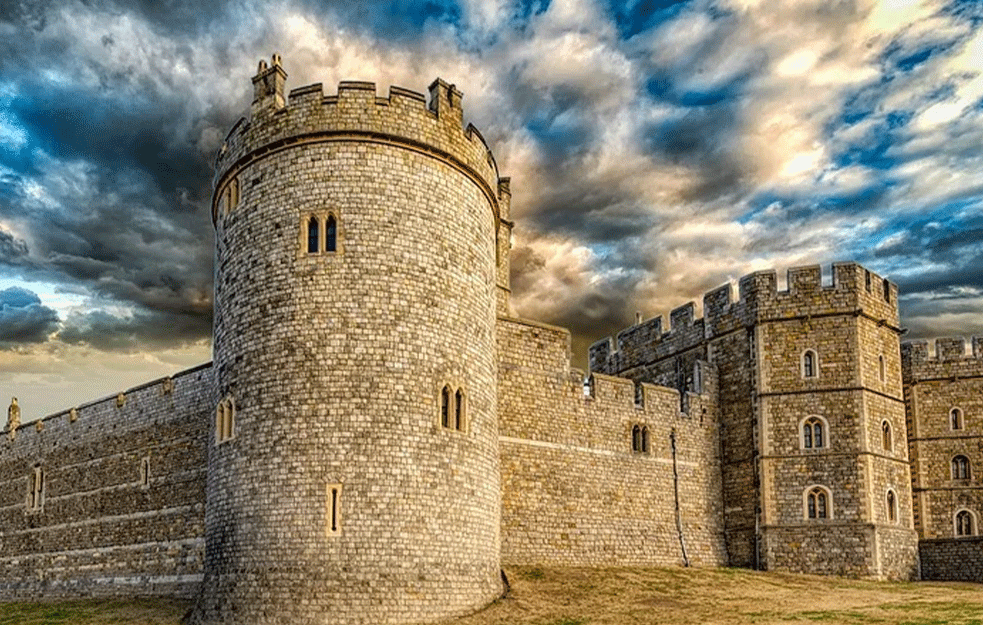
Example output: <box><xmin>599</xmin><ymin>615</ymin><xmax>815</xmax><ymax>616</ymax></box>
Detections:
<box><xmin>0</xmin><ymin>597</ymin><xmax>191</xmax><ymax>625</ymax></box>
<box><xmin>0</xmin><ymin>569</ymin><xmax>980</xmax><ymax>625</ymax></box>
<box><xmin>444</xmin><ymin>567</ymin><xmax>983</xmax><ymax>625</ymax></box>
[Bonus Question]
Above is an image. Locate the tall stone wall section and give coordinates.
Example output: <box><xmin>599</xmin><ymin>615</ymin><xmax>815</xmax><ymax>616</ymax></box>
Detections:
<box><xmin>591</xmin><ymin>263</ymin><xmax>919</xmax><ymax>579</ymax></box>
<box><xmin>498</xmin><ymin>316</ymin><xmax>727</xmax><ymax>567</ymax></box>
<box><xmin>0</xmin><ymin>364</ymin><xmax>211</xmax><ymax>600</ymax></box>
<box><xmin>903</xmin><ymin>337</ymin><xmax>983</xmax><ymax>581</ymax></box>
<box><xmin>191</xmin><ymin>60</ymin><xmax>506</xmax><ymax>625</ymax></box>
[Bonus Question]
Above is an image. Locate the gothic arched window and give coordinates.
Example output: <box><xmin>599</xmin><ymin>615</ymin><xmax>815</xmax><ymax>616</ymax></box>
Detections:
<box><xmin>307</xmin><ymin>216</ymin><xmax>319</xmax><ymax>253</ymax></box>
<box><xmin>803</xmin><ymin>350</ymin><xmax>818</xmax><ymax>379</ymax></box>
<box><xmin>952</xmin><ymin>455</ymin><xmax>971</xmax><ymax>480</ymax></box>
<box><xmin>887</xmin><ymin>489</ymin><xmax>897</xmax><ymax>523</ymax></box>
<box><xmin>440</xmin><ymin>386</ymin><xmax>451</xmax><ymax>429</ymax></box>
<box><xmin>956</xmin><ymin>510</ymin><xmax>975</xmax><ymax>536</ymax></box>
<box><xmin>641</xmin><ymin>426</ymin><xmax>650</xmax><ymax>453</ymax></box>
<box><xmin>806</xmin><ymin>486</ymin><xmax>830</xmax><ymax>519</ymax></box>
<box><xmin>802</xmin><ymin>416</ymin><xmax>825</xmax><ymax>449</ymax></box>
<box><xmin>882</xmin><ymin>420</ymin><xmax>892</xmax><ymax>452</ymax></box>
<box><xmin>326</xmin><ymin>215</ymin><xmax>337</xmax><ymax>252</ymax></box>
<box><xmin>951</xmin><ymin>408</ymin><xmax>964</xmax><ymax>431</ymax></box>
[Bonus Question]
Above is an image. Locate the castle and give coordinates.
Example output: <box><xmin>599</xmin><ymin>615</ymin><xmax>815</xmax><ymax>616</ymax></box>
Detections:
<box><xmin>1</xmin><ymin>56</ymin><xmax>981</xmax><ymax>624</ymax></box>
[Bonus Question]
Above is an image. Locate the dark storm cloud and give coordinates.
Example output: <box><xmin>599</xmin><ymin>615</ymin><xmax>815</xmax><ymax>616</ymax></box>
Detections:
<box><xmin>0</xmin><ymin>0</ymin><xmax>231</xmax><ymax>350</ymax></box>
<box><xmin>58</xmin><ymin>307</ymin><xmax>209</xmax><ymax>351</ymax></box>
<box><xmin>0</xmin><ymin>228</ymin><xmax>29</xmax><ymax>263</ymax></box>
<box><xmin>0</xmin><ymin>286</ymin><xmax>60</xmax><ymax>344</ymax></box>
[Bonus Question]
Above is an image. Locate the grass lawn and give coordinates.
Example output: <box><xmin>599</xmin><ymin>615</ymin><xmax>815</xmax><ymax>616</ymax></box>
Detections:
<box><xmin>1</xmin><ymin>567</ymin><xmax>980</xmax><ymax>625</ymax></box>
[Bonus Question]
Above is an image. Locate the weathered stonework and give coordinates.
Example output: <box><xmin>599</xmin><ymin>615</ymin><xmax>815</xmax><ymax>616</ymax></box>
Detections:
<box><xmin>1</xmin><ymin>55</ymin><xmax>979</xmax><ymax>624</ymax></box>
<box><xmin>903</xmin><ymin>337</ymin><xmax>983</xmax><ymax>580</ymax></box>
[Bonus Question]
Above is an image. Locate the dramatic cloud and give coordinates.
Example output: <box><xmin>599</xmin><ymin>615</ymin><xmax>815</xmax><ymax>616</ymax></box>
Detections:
<box><xmin>1</xmin><ymin>0</ymin><xmax>981</xmax><ymax>418</ymax></box>
<box><xmin>0</xmin><ymin>286</ymin><xmax>60</xmax><ymax>345</ymax></box>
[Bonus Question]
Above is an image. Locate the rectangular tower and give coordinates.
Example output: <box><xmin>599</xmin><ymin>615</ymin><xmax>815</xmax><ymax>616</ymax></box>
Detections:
<box><xmin>591</xmin><ymin>263</ymin><xmax>919</xmax><ymax>578</ymax></box>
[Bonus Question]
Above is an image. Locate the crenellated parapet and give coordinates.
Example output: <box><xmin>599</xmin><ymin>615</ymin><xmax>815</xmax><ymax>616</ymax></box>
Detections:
<box><xmin>212</xmin><ymin>56</ymin><xmax>505</xmax><ymax>226</ymax></box>
<box><xmin>902</xmin><ymin>336</ymin><xmax>983</xmax><ymax>383</ymax></box>
<box><xmin>590</xmin><ymin>262</ymin><xmax>899</xmax><ymax>374</ymax></box>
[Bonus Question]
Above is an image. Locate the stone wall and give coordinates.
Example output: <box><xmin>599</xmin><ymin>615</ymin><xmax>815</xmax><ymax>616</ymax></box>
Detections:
<box><xmin>0</xmin><ymin>364</ymin><xmax>211</xmax><ymax>600</ymax></box>
<box><xmin>498</xmin><ymin>316</ymin><xmax>727</xmax><ymax>567</ymax></box>
<box><xmin>920</xmin><ymin>537</ymin><xmax>983</xmax><ymax>581</ymax></box>
<box><xmin>903</xmin><ymin>337</ymin><xmax>983</xmax><ymax>544</ymax></box>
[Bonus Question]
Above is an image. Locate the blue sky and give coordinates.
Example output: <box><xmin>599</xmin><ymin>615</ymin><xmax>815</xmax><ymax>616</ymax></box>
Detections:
<box><xmin>1</xmin><ymin>0</ymin><xmax>982</xmax><ymax>420</ymax></box>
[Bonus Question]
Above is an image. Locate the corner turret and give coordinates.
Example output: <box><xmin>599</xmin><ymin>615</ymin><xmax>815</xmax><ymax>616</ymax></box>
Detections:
<box><xmin>251</xmin><ymin>53</ymin><xmax>287</xmax><ymax>117</ymax></box>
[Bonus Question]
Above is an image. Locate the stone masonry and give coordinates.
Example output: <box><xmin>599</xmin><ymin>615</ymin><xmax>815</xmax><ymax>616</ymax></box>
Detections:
<box><xmin>0</xmin><ymin>55</ymin><xmax>979</xmax><ymax>624</ymax></box>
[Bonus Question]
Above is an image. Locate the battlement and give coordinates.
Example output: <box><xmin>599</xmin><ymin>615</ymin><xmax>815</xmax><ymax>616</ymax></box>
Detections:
<box><xmin>590</xmin><ymin>262</ymin><xmax>899</xmax><ymax>373</ymax></box>
<box><xmin>2</xmin><ymin>363</ymin><xmax>212</xmax><ymax>444</ymax></box>
<box><xmin>213</xmin><ymin>56</ymin><xmax>504</xmax><ymax>225</ymax></box>
<box><xmin>901</xmin><ymin>336</ymin><xmax>983</xmax><ymax>382</ymax></box>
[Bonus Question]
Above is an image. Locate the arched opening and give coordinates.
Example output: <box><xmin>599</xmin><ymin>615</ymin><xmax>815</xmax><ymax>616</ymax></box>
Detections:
<box><xmin>952</xmin><ymin>455</ymin><xmax>971</xmax><ymax>480</ymax></box>
<box><xmin>951</xmin><ymin>408</ymin><xmax>964</xmax><ymax>431</ymax></box>
<box><xmin>887</xmin><ymin>490</ymin><xmax>897</xmax><ymax>523</ymax></box>
<box><xmin>882</xmin><ymin>420</ymin><xmax>892</xmax><ymax>452</ymax></box>
<box><xmin>440</xmin><ymin>386</ymin><xmax>451</xmax><ymax>429</ymax></box>
<box><xmin>806</xmin><ymin>486</ymin><xmax>830</xmax><ymax>519</ymax></box>
<box><xmin>307</xmin><ymin>216</ymin><xmax>319</xmax><ymax>253</ymax></box>
<box><xmin>802</xmin><ymin>416</ymin><xmax>825</xmax><ymax>449</ymax></box>
<box><xmin>326</xmin><ymin>215</ymin><xmax>337</xmax><ymax>252</ymax></box>
<box><xmin>641</xmin><ymin>426</ymin><xmax>650</xmax><ymax>453</ymax></box>
<box><xmin>632</xmin><ymin>424</ymin><xmax>641</xmax><ymax>453</ymax></box>
<box><xmin>454</xmin><ymin>389</ymin><xmax>464</xmax><ymax>431</ymax></box>
<box><xmin>803</xmin><ymin>350</ymin><xmax>817</xmax><ymax>378</ymax></box>
<box><xmin>956</xmin><ymin>509</ymin><xmax>975</xmax><ymax>536</ymax></box>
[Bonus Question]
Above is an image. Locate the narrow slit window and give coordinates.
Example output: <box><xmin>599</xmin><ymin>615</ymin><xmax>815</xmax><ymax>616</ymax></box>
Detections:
<box><xmin>325</xmin><ymin>215</ymin><xmax>337</xmax><ymax>252</ymax></box>
<box><xmin>887</xmin><ymin>490</ymin><xmax>897</xmax><ymax>523</ymax></box>
<box><xmin>865</xmin><ymin>270</ymin><xmax>872</xmax><ymax>292</ymax></box>
<box><xmin>29</xmin><ymin>465</ymin><xmax>44</xmax><ymax>511</ymax></box>
<box><xmin>882</xmin><ymin>421</ymin><xmax>892</xmax><ymax>452</ymax></box>
<box><xmin>454</xmin><ymin>389</ymin><xmax>464</xmax><ymax>430</ymax></box>
<box><xmin>307</xmin><ymin>216</ymin><xmax>319</xmax><ymax>254</ymax></box>
<box><xmin>641</xmin><ymin>426</ymin><xmax>650</xmax><ymax>453</ymax></box>
<box><xmin>632</xmin><ymin>424</ymin><xmax>641</xmax><ymax>453</ymax></box>
<box><xmin>883</xmin><ymin>278</ymin><xmax>891</xmax><ymax>303</ymax></box>
<box><xmin>440</xmin><ymin>386</ymin><xmax>450</xmax><ymax>428</ymax></box>
<box><xmin>326</xmin><ymin>484</ymin><xmax>342</xmax><ymax>536</ymax></box>
<box><xmin>140</xmin><ymin>457</ymin><xmax>150</xmax><ymax>489</ymax></box>
<box><xmin>878</xmin><ymin>355</ymin><xmax>885</xmax><ymax>383</ymax></box>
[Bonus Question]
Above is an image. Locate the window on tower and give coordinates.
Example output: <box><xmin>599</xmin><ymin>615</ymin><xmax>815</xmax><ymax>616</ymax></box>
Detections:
<box><xmin>951</xmin><ymin>408</ymin><xmax>964</xmax><ymax>431</ymax></box>
<box><xmin>956</xmin><ymin>509</ymin><xmax>976</xmax><ymax>537</ymax></box>
<box><xmin>806</xmin><ymin>486</ymin><xmax>831</xmax><ymax>519</ymax></box>
<box><xmin>802</xmin><ymin>350</ymin><xmax>818</xmax><ymax>379</ymax></box>
<box><xmin>326</xmin><ymin>215</ymin><xmax>337</xmax><ymax>252</ymax></box>
<box><xmin>882</xmin><ymin>420</ymin><xmax>892</xmax><ymax>452</ymax></box>
<box><xmin>307</xmin><ymin>216</ymin><xmax>319</xmax><ymax>254</ymax></box>
<box><xmin>952</xmin><ymin>455</ymin><xmax>971</xmax><ymax>480</ymax></box>
<box><xmin>801</xmin><ymin>416</ymin><xmax>827</xmax><ymax>450</ymax></box>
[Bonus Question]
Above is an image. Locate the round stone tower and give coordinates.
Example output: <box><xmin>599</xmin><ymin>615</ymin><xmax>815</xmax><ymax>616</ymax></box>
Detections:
<box><xmin>190</xmin><ymin>55</ymin><xmax>510</xmax><ymax>624</ymax></box>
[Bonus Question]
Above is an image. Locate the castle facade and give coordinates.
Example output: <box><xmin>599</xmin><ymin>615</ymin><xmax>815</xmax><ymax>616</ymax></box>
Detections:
<box><xmin>1</xmin><ymin>57</ymin><xmax>980</xmax><ymax>624</ymax></box>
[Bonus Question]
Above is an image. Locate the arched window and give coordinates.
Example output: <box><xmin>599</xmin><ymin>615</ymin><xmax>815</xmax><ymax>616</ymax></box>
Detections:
<box><xmin>952</xmin><ymin>455</ymin><xmax>971</xmax><ymax>480</ymax></box>
<box><xmin>882</xmin><ymin>420</ymin><xmax>892</xmax><ymax>452</ymax></box>
<box><xmin>641</xmin><ymin>426</ymin><xmax>650</xmax><ymax>453</ymax></box>
<box><xmin>878</xmin><ymin>355</ymin><xmax>885</xmax><ymax>382</ymax></box>
<box><xmin>325</xmin><ymin>215</ymin><xmax>337</xmax><ymax>252</ymax></box>
<box><xmin>956</xmin><ymin>509</ymin><xmax>975</xmax><ymax>537</ymax></box>
<box><xmin>216</xmin><ymin>397</ymin><xmax>235</xmax><ymax>444</ymax></box>
<box><xmin>632</xmin><ymin>424</ymin><xmax>642</xmax><ymax>453</ymax></box>
<box><xmin>454</xmin><ymin>389</ymin><xmax>464</xmax><ymax>430</ymax></box>
<box><xmin>802</xmin><ymin>350</ymin><xmax>817</xmax><ymax>379</ymax></box>
<box><xmin>806</xmin><ymin>486</ymin><xmax>830</xmax><ymax>519</ymax></box>
<box><xmin>886</xmin><ymin>489</ymin><xmax>897</xmax><ymax>523</ymax></box>
<box><xmin>307</xmin><ymin>216</ymin><xmax>319</xmax><ymax>253</ymax></box>
<box><xmin>951</xmin><ymin>408</ymin><xmax>964</xmax><ymax>431</ymax></box>
<box><xmin>802</xmin><ymin>416</ymin><xmax>826</xmax><ymax>449</ymax></box>
<box><xmin>440</xmin><ymin>386</ymin><xmax>451</xmax><ymax>429</ymax></box>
